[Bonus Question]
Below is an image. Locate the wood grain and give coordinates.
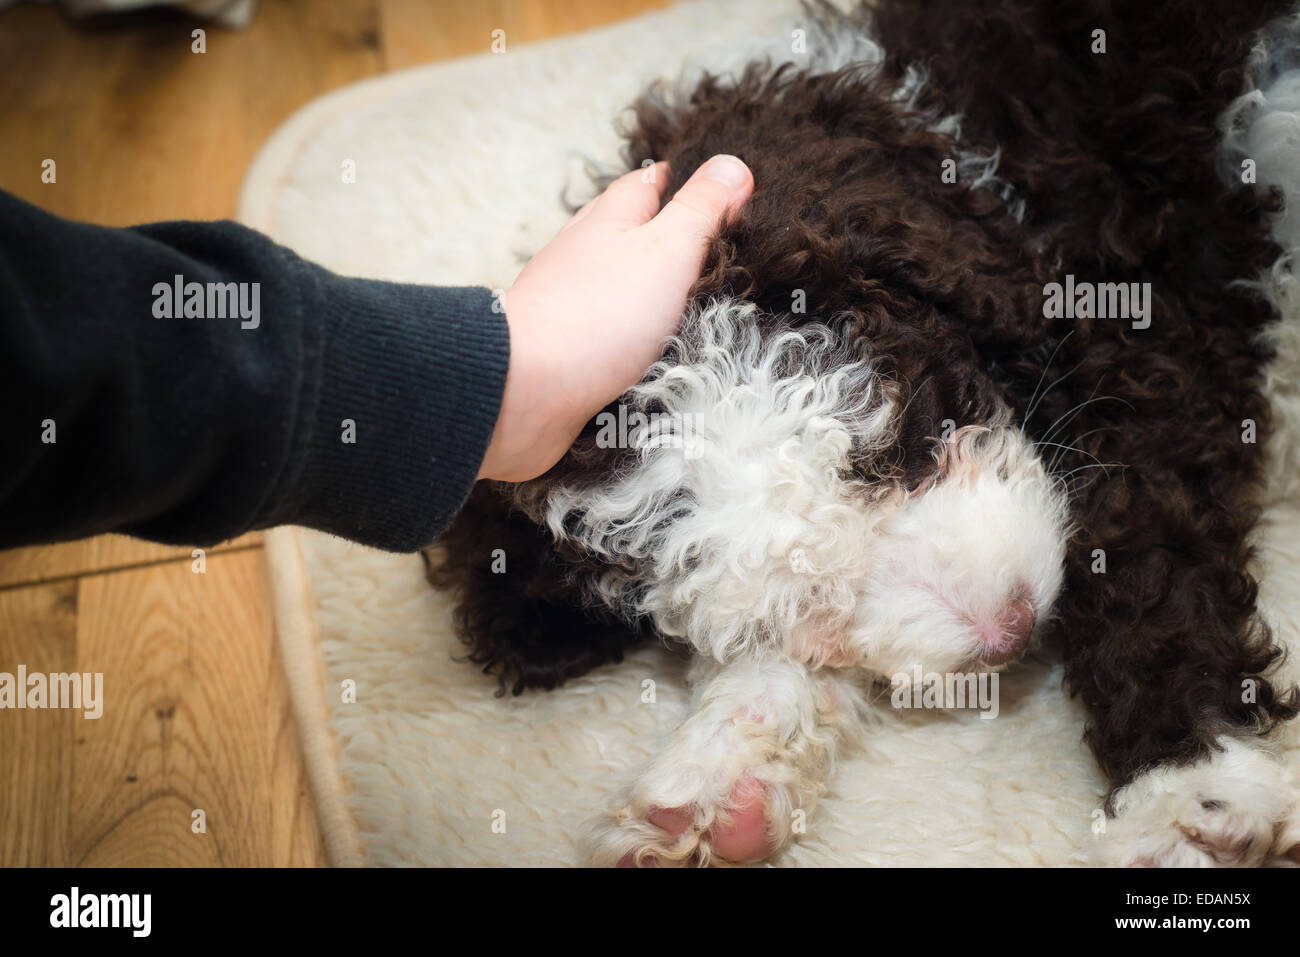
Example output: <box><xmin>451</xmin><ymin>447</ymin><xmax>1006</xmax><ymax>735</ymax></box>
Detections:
<box><xmin>70</xmin><ymin>549</ymin><xmax>321</xmax><ymax>866</ymax></box>
<box><xmin>0</xmin><ymin>533</ymin><xmax>261</xmax><ymax>589</ymax></box>
<box><xmin>0</xmin><ymin>582</ymin><xmax>77</xmax><ymax>867</ymax></box>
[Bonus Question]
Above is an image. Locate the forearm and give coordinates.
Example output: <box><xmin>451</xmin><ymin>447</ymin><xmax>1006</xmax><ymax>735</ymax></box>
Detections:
<box><xmin>0</xmin><ymin>190</ymin><xmax>508</xmax><ymax>552</ymax></box>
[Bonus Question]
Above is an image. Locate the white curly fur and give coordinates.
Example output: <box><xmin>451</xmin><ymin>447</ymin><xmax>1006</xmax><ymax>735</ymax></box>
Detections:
<box><xmin>542</xmin><ymin>302</ymin><xmax>897</xmax><ymax>665</ymax></box>
<box><xmin>1222</xmin><ymin>11</ymin><xmax>1300</xmax><ymax>503</ymax></box>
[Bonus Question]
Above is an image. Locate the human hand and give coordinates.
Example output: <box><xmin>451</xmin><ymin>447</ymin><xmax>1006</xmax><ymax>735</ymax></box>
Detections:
<box><xmin>477</xmin><ymin>154</ymin><xmax>754</xmax><ymax>482</ymax></box>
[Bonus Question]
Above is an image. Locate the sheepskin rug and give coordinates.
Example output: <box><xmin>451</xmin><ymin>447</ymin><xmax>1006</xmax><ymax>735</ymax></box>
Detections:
<box><xmin>238</xmin><ymin>0</ymin><xmax>1300</xmax><ymax>866</ymax></box>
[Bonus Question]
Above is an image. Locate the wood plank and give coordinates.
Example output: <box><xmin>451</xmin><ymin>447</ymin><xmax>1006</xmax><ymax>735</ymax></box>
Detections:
<box><xmin>0</xmin><ymin>580</ymin><xmax>78</xmax><ymax>866</ymax></box>
<box><xmin>0</xmin><ymin>1</ymin><xmax>386</xmax><ymax>224</ymax></box>
<box><xmin>70</xmin><ymin>549</ymin><xmax>323</xmax><ymax>866</ymax></box>
<box><xmin>0</xmin><ymin>533</ymin><xmax>262</xmax><ymax>589</ymax></box>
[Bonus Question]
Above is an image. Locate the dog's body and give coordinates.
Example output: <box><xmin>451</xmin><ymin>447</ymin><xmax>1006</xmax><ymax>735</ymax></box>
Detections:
<box><xmin>430</xmin><ymin>0</ymin><xmax>1300</xmax><ymax>865</ymax></box>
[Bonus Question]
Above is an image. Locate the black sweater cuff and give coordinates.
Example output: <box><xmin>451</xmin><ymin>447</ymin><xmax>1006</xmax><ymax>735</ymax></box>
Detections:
<box><xmin>277</xmin><ymin>269</ymin><xmax>508</xmax><ymax>551</ymax></box>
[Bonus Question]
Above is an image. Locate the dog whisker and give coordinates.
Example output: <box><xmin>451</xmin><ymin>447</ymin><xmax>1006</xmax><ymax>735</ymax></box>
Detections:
<box><xmin>1021</xmin><ymin>329</ymin><xmax>1077</xmax><ymax>428</ymax></box>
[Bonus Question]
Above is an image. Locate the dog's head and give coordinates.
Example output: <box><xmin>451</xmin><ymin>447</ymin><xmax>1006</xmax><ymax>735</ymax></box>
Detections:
<box><xmin>522</xmin><ymin>41</ymin><xmax>1073</xmax><ymax>677</ymax></box>
<box><xmin>525</xmin><ymin>295</ymin><xmax>1069</xmax><ymax>678</ymax></box>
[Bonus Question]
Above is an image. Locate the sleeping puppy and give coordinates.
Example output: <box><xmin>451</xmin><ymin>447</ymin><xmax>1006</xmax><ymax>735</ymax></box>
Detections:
<box><xmin>428</xmin><ymin>0</ymin><xmax>1300</xmax><ymax>866</ymax></box>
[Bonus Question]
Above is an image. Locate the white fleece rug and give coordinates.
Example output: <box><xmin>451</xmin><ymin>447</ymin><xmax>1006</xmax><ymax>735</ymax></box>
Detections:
<box><xmin>238</xmin><ymin>0</ymin><xmax>1300</xmax><ymax>867</ymax></box>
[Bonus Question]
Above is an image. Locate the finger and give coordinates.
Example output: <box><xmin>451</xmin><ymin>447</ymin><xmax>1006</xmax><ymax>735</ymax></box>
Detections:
<box><xmin>584</xmin><ymin>161</ymin><xmax>671</xmax><ymax>228</ymax></box>
<box><xmin>642</xmin><ymin>154</ymin><xmax>752</xmax><ymax>257</ymax></box>
<box><xmin>559</xmin><ymin>197</ymin><xmax>598</xmax><ymax>231</ymax></box>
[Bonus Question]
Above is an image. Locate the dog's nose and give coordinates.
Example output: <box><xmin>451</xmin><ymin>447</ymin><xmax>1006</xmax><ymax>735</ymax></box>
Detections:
<box><xmin>978</xmin><ymin>597</ymin><xmax>1036</xmax><ymax>666</ymax></box>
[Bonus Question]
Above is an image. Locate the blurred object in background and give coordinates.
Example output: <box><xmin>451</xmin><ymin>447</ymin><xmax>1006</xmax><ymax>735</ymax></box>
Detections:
<box><xmin>0</xmin><ymin>0</ymin><xmax>257</xmax><ymax>28</ymax></box>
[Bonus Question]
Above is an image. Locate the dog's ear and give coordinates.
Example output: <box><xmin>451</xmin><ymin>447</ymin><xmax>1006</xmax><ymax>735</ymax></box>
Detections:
<box><xmin>426</xmin><ymin>484</ymin><xmax>646</xmax><ymax>696</ymax></box>
<box><xmin>894</xmin><ymin>374</ymin><xmax>945</xmax><ymax>489</ymax></box>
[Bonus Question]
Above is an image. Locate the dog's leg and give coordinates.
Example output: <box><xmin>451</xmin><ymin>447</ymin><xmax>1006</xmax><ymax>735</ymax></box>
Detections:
<box><xmin>1061</xmin><ymin>530</ymin><xmax>1300</xmax><ymax>865</ymax></box>
<box><xmin>1063</xmin><ymin>579</ymin><xmax>1300</xmax><ymax>866</ymax></box>
<box><xmin>584</xmin><ymin>654</ymin><xmax>867</xmax><ymax>867</ymax></box>
<box><xmin>1095</xmin><ymin>411</ymin><xmax>1300</xmax><ymax>867</ymax></box>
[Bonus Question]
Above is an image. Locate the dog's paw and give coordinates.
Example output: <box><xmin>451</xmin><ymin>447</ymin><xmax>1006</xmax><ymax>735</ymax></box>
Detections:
<box><xmin>583</xmin><ymin>712</ymin><xmax>807</xmax><ymax>867</ymax></box>
<box><xmin>583</xmin><ymin>658</ymin><xmax>858</xmax><ymax>867</ymax></box>
<box><xmin>586</xmin><ymin>775</ymin><xmax>779</xmax><ymax>867</ymax></box>
<box><xmin>1100</xmin><ymin>737</ymin><xmax>1300</xmax><ymax>867</ymax></box>
<box><xmin>584</xmin><ymin>704</ymin><xmax>818</xmax><ymax>866</ymax></box>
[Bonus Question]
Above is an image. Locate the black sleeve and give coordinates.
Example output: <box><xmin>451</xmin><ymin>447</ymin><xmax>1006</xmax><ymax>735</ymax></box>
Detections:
<box><xmin>0</xmin><ymin>189</ymin><xmax>509</xmax><ymax>552</ymax></box>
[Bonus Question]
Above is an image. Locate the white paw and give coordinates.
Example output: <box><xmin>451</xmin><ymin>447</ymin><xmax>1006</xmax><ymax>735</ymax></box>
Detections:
<box><xmin>584</xmin><ymin>710</ymin><xmax>800</xmax><ymax>867</ymax></box>
<box><xmin>584</xmin><ymin>659</ymin><xmax>854</xmax><ymax>867</ymax></box>
<box><xmin>1101</xmin><ymin>737</ymin><xmax>1300</xmax><ymax>867</ymax></box>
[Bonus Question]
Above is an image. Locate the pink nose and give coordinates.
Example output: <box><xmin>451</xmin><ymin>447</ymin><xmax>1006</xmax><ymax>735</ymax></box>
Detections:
<box><xmin>978</xmin><ymin>597</ymin><xmax>1036</xmax><ymax>666</ymax></box>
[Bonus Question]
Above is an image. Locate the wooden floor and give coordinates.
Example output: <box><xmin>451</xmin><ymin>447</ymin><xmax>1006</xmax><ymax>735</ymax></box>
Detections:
<box><xmin>0</xmin><ymin>0</ymin><xmax>666</xmax><ymax>867</ymax></box>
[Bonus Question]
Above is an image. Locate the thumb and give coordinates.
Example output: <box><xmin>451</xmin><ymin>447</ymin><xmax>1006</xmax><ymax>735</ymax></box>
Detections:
<box><xmin>645</xmin><ymin>154</ymin><xmax>753</xmax><ymax>256</ymax></box>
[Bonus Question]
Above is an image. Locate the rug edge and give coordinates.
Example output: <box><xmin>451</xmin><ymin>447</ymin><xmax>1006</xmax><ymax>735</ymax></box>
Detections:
<box><xmin>263</xmin><ymin>526</ymin><xmax>366</xmax><ymax>867</ymax></box>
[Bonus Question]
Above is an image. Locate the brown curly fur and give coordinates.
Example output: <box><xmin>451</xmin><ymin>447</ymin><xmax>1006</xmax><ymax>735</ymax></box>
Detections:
<box><xmin>428</xmin><ymin>0</ymin><xmax>1300</xmax><ymax>792</ymax></box>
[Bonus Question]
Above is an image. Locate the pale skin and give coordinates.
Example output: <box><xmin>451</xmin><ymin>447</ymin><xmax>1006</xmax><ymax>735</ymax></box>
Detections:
<box><xmin>477</xmin><ymin>154</ymin><xmax>771</xmax><ymax>862</ymax></box>
<box><xmin>478</xmin><ymin>154</ymin><xmax>755</xmax><ymax>483</ymax></box>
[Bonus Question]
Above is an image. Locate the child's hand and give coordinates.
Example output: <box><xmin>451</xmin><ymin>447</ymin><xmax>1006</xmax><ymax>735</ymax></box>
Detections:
<box><xmin>478</xmin><ymin>154</ymin><xmax>754</xmax><ymax>482</ymax></box>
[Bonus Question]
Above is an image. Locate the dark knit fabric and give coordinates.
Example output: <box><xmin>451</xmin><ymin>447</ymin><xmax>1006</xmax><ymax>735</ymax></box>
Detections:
<box><xmin>0</xmin><ymin>189</ymin><xmax>509</xmax><ymax>552</ymax></box>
